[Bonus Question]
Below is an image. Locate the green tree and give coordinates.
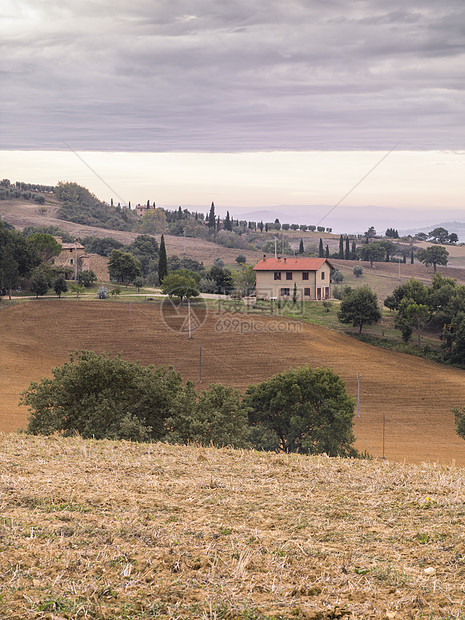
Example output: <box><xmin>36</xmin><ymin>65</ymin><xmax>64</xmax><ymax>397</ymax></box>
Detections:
<box><xmin>332</xmin><ymin>269</ymin><xmax>344</xmax><ymax>284</ymax></box>
<box><xmin>82</xmin><ymin>236</ymin><xmax>124</xmax><ymax>257</ymax></box>
<box><xmin>453</xmin><ymin>405</ymin><xmax>465</xmax><ymax>441</ymax></box>
<box><xmin>21</xmin><ymin>351</ymin><xmax>185</xmax><ymax>441</ymax></box>
<box><xmin>109</xmin><ymin>250</ymin><xmax>141</xmax><ymax>284</ymax></box>
<box><xmin>394</xmin><ymin>298</ymin><xmax>429</xmax><ymax>346</ymax></box>
<box><xmin>26</xmin><ymin>233</ymin><xmax>61</xmax><ymax>263</ymax></box>
<box><xmin>339</xmin><ymin>235</ymin><xmax>344</xmax><ymax>259</ymax></box>
<box><xmin>235</xmin><ymin>254</ymin><xmax>246</xmax><ymax>264</ymax></box>
<box><xmin>53</xmin><ymin>276</ymin><xmax>68</xmax><ymax>297</ymax></box>
<box><xmin>161</xmin><ymin>272</ymin><xmax>199</xmax><ymax>301</ymax></box>
<box><xmin>357</xmin><ymin>242</ymin><xmax>386</xmax><ymax>267</ymax></box>
<box><xmin>158</xmin><ymin>234</ymin><xmax>168</xmax><ymax>282</ymax></box>
<box><xmin>428</xmin><ymin>227</ymin><xmax>449</xmax><ymax>243</ymax></box>
<box><xmin>353</xmin><ymin>265</ymin><xmax>363</xmax><ymax>278</ymax></box>
<box><xmin>166</xmin><ymin>384</ymin><xmax>250</xmax><ymax>448</ymax></box>
<box><xmin>133</xmin><ymin>276</ymin><xmax>144</xmax><ymax>292</ymax></box>
<box><xmin>78</xmin><ymin>270</ymin><xmax>97</xmax><ymax>288</ymax></box>
<box><xmin>448</xmin><ymin>233</ymin><xmax>459</xmax><ymax>244</ymax></box>
<box><xmin>208</xmin><ymin>202</ymin><xmax>216</xmax><ymax>229</ymax></box>
<box><xmin>232</xmin><ymin>265</ymin><xmax>256</xmax><ymax>297</ymax></box>
<box><xmin>136</xmin><ymin>208</ymin><xmax>167</xmax><ymax>234</ymax></box>
<box><xmin>344</xmin><ymin>237</ymin><xmax>350</xmax><ymax>260</ymax></box>
<box><xmin>299</xmin><ymin>239</ymin><xmax>304</xmax><ymax>254</ymax></box>
<box><xmin>378</xmin><ymin>240</ymin><xmax>397</xmax><ymax>262</ymax></box>
<box><xmin>30</xmin><ymin>272</ymin><xmax>49</xmax><ymax>298</ymax></box>
<box><xmin>337</xmin><ymin>286</ymin><xmax>381</xmax><ymax>334</ymax></box>
<box><xmin>224</xmin><ymin>211</ymin><xmax>232</xmax><ymax>231</ymax></box>
<box><xmin>0</xmin><ymin>222</ymin><xmax>39</xmax><ymax>297</ymax></box>
<box><xmin>417</xmin><ymin>246</ymin><xmax>449</xmax><ymax>273</ymax></box>
<box><xmin>384</xmin><ymin>278</ymin><xmax>429</xmax><ymax>311</ymax></box>
<box><xmin>318</xmin><ymin>238</ymin><xmax>324</xmax><ymax>258</ymax></box>
<box><xmin>385</xmin><ymin>228</ymin><xmax>399</xmax><ymax>239</ymax></box>
<box><xmin>244</xmin><ymin>367</ymin><xmax>356</xmax><ymax>456</ymax></box>
<box><xmin>208</xmin><ymin>265</ymin><xmax>234</xmax><ymax>294</ymax></box>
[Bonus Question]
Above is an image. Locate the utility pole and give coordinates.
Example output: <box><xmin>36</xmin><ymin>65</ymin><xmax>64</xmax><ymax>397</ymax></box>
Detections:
<box><xmin>74</xmin><ymin>240</ymin><xmax>78</xmax><ymax>283</ymax></box>
<box><xmin>188</xmin><ymin>299</ymin><xmax>192</xmax><ymax>339</ymax></box>
<box><xmin>357</xmin><ymin>373</ymin><xmax>360</xmax><ymax>417</ymax></box>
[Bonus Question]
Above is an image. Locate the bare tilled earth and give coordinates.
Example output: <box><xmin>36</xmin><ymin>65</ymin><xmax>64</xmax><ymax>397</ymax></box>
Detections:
<box><xmin>0</xmin><ymin>199</ymin><xmax>259</xmax><ymax>264</ymax></box>
<box><xmin>2</xmin><ymin>300</ymin><xmax>465</xmax><ymax>465</ymax></box>
<box><xmin>1</xmin><ymin>435</ymin><xmax>465</xmax><ymax>619</ymax></box>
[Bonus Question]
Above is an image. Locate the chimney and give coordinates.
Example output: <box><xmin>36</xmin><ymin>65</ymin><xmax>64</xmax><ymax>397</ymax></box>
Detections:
<box><xmin>263</xmin><ymin>254</ymin><xmax>266</xmax><ymax>262</ymax></box>
<box><xmin>284</xmin><ymin>257</ymin><xmax>287</xmax><ymax>263</ymax></box>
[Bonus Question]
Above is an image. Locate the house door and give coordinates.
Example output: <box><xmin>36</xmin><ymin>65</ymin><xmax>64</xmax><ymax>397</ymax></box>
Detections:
<box><xmin>317</xmin><ymin>287</ymin><xmax>322</xmax><ymax>300</ymax></box>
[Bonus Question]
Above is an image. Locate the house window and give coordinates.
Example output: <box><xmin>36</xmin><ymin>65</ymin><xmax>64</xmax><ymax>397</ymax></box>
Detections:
<box><xmin>321</xmin><ymin>271</ymin><xmax>325</xmax><ymax>280</ymax></box>
<box><xmin>280</xmin><ymin>288</ymin><xmax>290</xmax><ymax>296</ymax></box>
<box><xmin>304</xmin><ymin>288</ymin><xmax>311</xmax><ymax>296</ymax></box>
<box><xmin>302</xmin><ymin>272</ymin><xmax>309</xmax><ymax>280</ymax></box>
<box><xmin>274</xmin><ymin>272</ymin><xmax>281</xmax><ymax>280</ymax></box>
<box><xmin>286</xmin><ymin>272</ymin><xmax>293</xmax><ymax>280</ymax></box>
<box><xmin>70</xmin><ymin>259</ymin><xmax>74</xmax><ymax>265</ymax></box>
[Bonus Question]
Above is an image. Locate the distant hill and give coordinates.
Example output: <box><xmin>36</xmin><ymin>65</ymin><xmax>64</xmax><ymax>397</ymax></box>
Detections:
<box><xmin>401</xmin><ymin>220</ymin><xmax>465</xmax><ymax>241</ymax></box>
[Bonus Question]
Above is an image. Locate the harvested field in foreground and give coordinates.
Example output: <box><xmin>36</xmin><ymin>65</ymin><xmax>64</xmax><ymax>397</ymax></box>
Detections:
<box><xmin>2</xmin><ymin>300</ymin><xmax>465</xmax><ymax>465</ymax></box>
<box><xmin>1</xmin><ymin>434</ymin><xmax>465</xmax><ymax>619</ymax></box>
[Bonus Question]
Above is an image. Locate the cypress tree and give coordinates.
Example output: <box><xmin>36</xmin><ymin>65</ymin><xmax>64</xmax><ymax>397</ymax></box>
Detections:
<box><xmin>345</xmin><ymin>237</ymin><xmax>350</xmax><ymax>260</ymax></box>
<box><xmin>225</xmin><ymin>211</ymin><xmax>232</xmax><ymax>231</ymax></box>
<box><xmin>411</xmin><ymin>249</ymin><xmax>414</xmax><ymax>264</ymax></box>
<box><xmin>158</xmin><ymin>234</ymin><xmax>168</xmax><ymax>282</ymax></box>
<box><xmin>259</xmin><ymin>221</ymin><xmax>264</xmax><ymax>232</ymax></box>
<box><xmin>339</xmin><ymin>235</ymin><xmax>344</xmax><ymax>259</ymax></box>
<box><xmin>319</xmin><ymin>238</ymin><xmax>324</xmax><ymax>258</ymax></box>
<box><xmin>299</xmin><ymin>239</ymin><xmax>304</xmax><ymax>254</ymax></box>
<box><xmin>208</xmin><ymin>202</ymin><xmax>216</xmax><ymax>228</ymax></box>
<box><xmin>352</xmin><ymin>241</ymin><xmax>357</xmax><ymax>256</ymax></box>
<box><xmin>403</xmin><ymin>254</ymin><xmax>407</xmax><ymax>264</ymax></box>
<box><xmin>217</xmin><ymin>215</ymin><xmax>221</xmax><ymax>230</ymax></box>
<box><xmin>325</xmin><ymin>245</ymin><xmax>329</xmax><ymax>258</ymax></box>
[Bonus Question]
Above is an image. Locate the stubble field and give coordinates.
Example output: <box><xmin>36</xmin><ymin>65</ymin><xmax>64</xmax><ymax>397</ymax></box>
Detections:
<box><xmin>2</xmin><ymin>299</ymin><xmax>465</xmax><ymax>465</ymax></box>
<box><xmin>1</xmin><ymin>435</ymin><xmax>465</xmax><ymax>619</ymax></box>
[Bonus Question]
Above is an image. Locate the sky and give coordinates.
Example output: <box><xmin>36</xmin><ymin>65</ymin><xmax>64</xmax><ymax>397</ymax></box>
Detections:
<box><xmin>1</xmin><ymin>0</ymin><xmax>464</xmax><ymax>230</ymax></box>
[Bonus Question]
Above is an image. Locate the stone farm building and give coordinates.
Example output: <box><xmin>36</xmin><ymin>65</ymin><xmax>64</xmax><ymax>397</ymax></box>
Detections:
<box><xmin>52</xmin><ymin>240</ymin><xmax>110</xmax><ymax>282</ymax></box>
<box><xmin>253</xmin><ymin>257</ymin><xmax>333</xmax><ymax>300</ymax></box>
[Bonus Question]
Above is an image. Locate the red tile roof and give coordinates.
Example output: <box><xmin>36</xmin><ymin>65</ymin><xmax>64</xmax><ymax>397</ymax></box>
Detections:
<box><xmin>253</xmin><ymin>257</ymin><xmax>333</xmax><ymax>271</ymax></box>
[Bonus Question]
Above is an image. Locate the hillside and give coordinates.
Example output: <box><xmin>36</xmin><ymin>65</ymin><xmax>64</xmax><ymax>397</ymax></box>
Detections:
<box><xmin>0</xmin><ymin>198</ymin><xmax>259</xmax><ymax>265</ymax></box>
<box><xmin>3</xmin><ymin>300</ymin><xmax>465</xmax><ymax>465</ymax></box>
<box><xmin>1</xmin><ymin>433</ymin><xmax>465</xmax><ymax>619</ymax></box>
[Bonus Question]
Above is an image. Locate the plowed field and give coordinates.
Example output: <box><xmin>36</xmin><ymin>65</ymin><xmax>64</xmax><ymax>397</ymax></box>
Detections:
<box><xmin>2</xmin><ymin>299</ymin><xmax>465</xmax><ymax>465</ymax></box>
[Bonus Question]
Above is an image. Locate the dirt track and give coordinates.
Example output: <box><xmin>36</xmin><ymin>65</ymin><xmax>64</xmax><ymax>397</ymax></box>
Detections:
<box><xmin>2</xmin><ymin>299</ymin><xmax>465</xmax><ymax>465</ymax></box>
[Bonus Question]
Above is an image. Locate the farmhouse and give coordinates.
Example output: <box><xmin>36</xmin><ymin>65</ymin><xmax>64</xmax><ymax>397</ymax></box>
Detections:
<box><xmin>253</xmin><ymin>256</ymin><xmax>333</xmax><ymax>300</ymax></box>
<box><xmin>52</xmin><ymin>239</ymin><xmax>110</xmax><ymax>281</ymax></box>
<box><xmin>135</xmin><ymin>203</ymin><xmax>156</xmax><ymax>217</ymax></box>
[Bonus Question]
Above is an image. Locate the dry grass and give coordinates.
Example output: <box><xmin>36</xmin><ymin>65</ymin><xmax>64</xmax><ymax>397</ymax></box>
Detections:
<box><xmin>1</xmin><ymin>434</ymin><xmax>465</xmax><ymax>619</ymax></box>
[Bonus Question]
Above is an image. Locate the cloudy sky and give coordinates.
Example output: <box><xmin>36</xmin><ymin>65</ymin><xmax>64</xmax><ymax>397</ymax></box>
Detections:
<box><xmin>1</xmin><ymin>0</ymin><xmax>464</xmax><ymax>228</ymax></box>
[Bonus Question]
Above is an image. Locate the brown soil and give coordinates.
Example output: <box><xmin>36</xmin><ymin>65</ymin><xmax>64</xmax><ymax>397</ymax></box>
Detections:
<box><xmin>3</xmin><ymin>300</ymin><xmax>465</xmax><ymax>466</ymax></box>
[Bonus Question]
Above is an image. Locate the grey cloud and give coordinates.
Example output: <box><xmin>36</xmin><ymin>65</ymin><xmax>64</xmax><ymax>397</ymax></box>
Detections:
<box><xmin>1</xmin><ymin>0</ymin><xmax>464</xmax><ymax>151</ymax></box>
